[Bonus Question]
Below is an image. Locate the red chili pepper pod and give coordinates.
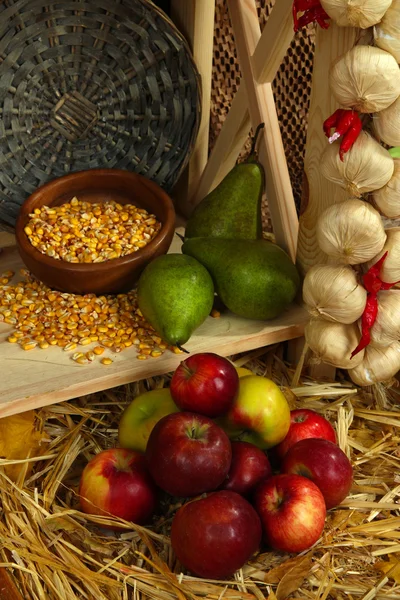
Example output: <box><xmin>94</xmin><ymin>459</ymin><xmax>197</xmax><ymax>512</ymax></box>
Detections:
<box><xmin>323</xmin><ymin>109</ymin><xmax>344</xmax><ymax>138</ymax></box>
<box><xmin>339</xmin><ymin>117</ymin><xmax>363</xmax><ymax>161</ymax></box>
<box><xmin>362</xmin><ymin>252</ymin><xmax>388</xmax><ymax>293</ymax></box>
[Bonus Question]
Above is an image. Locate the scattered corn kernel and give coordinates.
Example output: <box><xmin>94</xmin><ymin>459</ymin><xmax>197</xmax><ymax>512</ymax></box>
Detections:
<box><xmin>75</xmin><ymin>356</ymin><xmax>89</xmax><ymax>365</ymax></box>
<box><xmin>71</xmin><ymin>352</ymin><xmax>85</xmax><ymax>361</ymax></box>
<box><xmin>39</xmin><ymin>341</ymin><xmax>49</xmax><ymax>349</ymax></box>
<box><xmin>64</xmin><ymin>342</ymin><xmax>77</xmax><ymax>352</ymax></box>
<box><xmin>101</xmin><ymin>357</ymin><xmax>113</xmax><ymax>365</ymax></box>
<box><xmin>211</xmin><ymin>309</ymin><xmax>221</xmax><ymax>318</ymax></box>
<box><xmin>86</xmin><ymin>351</ymin><xmax>95</xmax><ymax>362</ymax></box>
<box><xmin>7</xmin><ymin>336</ymin><xmax>17</xmax><ymax>343</ymax></box>
<box><xmin>22</xmin><ymin>341</ymin><xmax>37</xmax><ymax>351</ymax></box>
<box><xmin>93</xmin><ymin>346</ymin><xmax>105</xmax><ymax>355</ymax></box>
<box><xmin>80</xmin><ymin>337</ymin><xmax>92</xmax><ymax>346</ymax></box>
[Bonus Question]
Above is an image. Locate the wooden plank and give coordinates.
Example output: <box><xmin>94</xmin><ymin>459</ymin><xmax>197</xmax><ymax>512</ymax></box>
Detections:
<box><xmin>0</xmin><ymin>236</ymin><xmax>307</xmax><ymax>419</ymax></box>
<box><xmin>189</xmin><ymin>83</ymin><xmax>251</xmax><ymax>208</ymax></box>
<box><xmin>170</xmin><ymin>0</ymin><xmax>216</xmax><ymax>214</ymax></box>
<box><xmin>297</xmin><ymin>24</ymin><xmax>358</xmax><ymax>275</ymax></box>
<box><xmin>251</xmin><ymin>0</ymin><xmax>294</xmax><ymax>84</ymax></box>
<box><xmin>228</xmin><ymin>0</ymin><xmax>299</xmax><ymax>262</ymax></box>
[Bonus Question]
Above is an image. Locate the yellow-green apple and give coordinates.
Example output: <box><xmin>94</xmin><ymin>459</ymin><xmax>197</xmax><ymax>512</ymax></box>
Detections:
<box><xmin>219</xmin><ymin>441</ymin><xmax>272</xmax><ymax>496</ymax></box>
<box><xmin>217</xmin><ymin>375</ymin><xmax>291</xmax><ymax>449</ymax></box>
<box><xmin>171</xmin><ymin>490</ymin><xmax>262</xmax><ymax>579</ymax></box>
<box><xmin>118</xmin><ymin>388</ymin><xmax>180</xmax><ymax>453</ymax></box>
<box><xmin>282</xmin><ymin>438</ymin><xmax>353</xmax><ymax>509</ymax></box>
<box><xmin>274</xmin><ymin>409</ymin><xmax>337</xmax><ymax>460</ymax></box>
<box><xmin>170</xmin><ymin>352</ymin><xmax>239</xmax><ymax>417</ymax></box>
<box><xmin>145</xmin><ymin>412</ymin><xmax>232</xmax><ymax>497</ymax></box>
<box><xmin>78</xmin><ymin>448</ymin><xmax>157</xmax><ymax>527</ymax></box>
<box><xmin>254</xmin><ymin>473</ymin><xmax>326</xmax><ymax>553</ymax></box>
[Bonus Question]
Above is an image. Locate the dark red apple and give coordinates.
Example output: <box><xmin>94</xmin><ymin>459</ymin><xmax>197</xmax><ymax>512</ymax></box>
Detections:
<box><xmin>282</xmin><ymin>438</ymin><xmax>353</xmax><ymax>509</ymax></box>
<box><xmin>219</xmin><ymin>441</ymin><xmax>272</xmax><ymax>496</ymax></box>
<box><xmin>171</xmin><ymin>490</ymin><xmax>262</xmax><ymax>579</ymax></box>
<box><xmin>170</xmin><ymin>352</ymin><xmax>239</xmax><ymax>417</ymax></box>
<box><xmin>145</xmin><ymin>412</ymin><xmax>232</xmax><ymax>497</ymax></box>
<box><xmin>275</xmin><ymin>409</ymin><xmax>337</xmax><ymax>460</ymax></box>
<box><xmin>78</xmin><ymin>448</ymin><xmax>157</xmax><ymax>527</ymax></box>
<box><xmin>254</xmin><ymin>474</ymin><xmax>326</xmax><ymax>553</ymax></box>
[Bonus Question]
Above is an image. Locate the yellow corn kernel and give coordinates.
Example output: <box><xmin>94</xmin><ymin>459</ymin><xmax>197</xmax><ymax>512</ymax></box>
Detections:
<box><xmin>24</xmin><ymin>226</ymin><xmax>33</xmax><ymax>236</ymax></box>
<box><xmin>2</xmin><ymin>271</ymin><xmax>14</xmax><ymax>279</ymax></box>
<box><xmin>22</xmin><ymin>341</ymin><xmax>37</xmax><ymax>351</ymax></box>
<box><xmin>71</xmin><ymin>352</ymin><xmax>84</xmax><ymax>361</ymax></box>
<box><xmin>86</xmin><ymin>351</ymin><xmax>95</xmax><ymax>362</ymax></box>
<box><xmin>172</xmin><ymin>346</ymin><xmax>184</xmax><ymax>354</ymax></box>
<box><xmin>90</xmin><ymin>335</ymin><xmax>99</xmax><ymax>342</ymax></box>
<box><xmin>7</xmin><ymin>335</ymin><xmax>17</xmax><ymax>343</ymax></box>
<box><xmin>39</xmin><ymin>341</ymin><xmax>49</xmax><ymax>349</ymax></box>
<box><xmin>80</xmin><ymin>337</ymin><xmax>92</xmax><ymax>346</ymax></box>
<box><xmin>151</xmin><ymin>350</ymin><xmax>163</xmax><ymax>357</ymax></box>
<box><xmin>49</xmin><ymin>338</ymin><xmax>58</xmax><ymax>346</ymax></box>
<box><xmin>123</xmin><ymin>340</ymin><xmax>133</xmax><ymax>348</ymax></box>
<box><xmin>137</xmin><ymin>354</ymin><xmax>148</xmax><ymax>360</ymax></box>
<box><xmin>211</xmin><ymin>309</ymin><xmax>221</xmax><ymax>318</ymax></box>
<box><xmin>101</xmin><ymin>357</ymin><xmax>113</xmax><ymax>365</ymax></box>
<box><xmin>93</xmin><ymin>346</ymin><xmax>105</xmax><ymax>355</ymax></box>
<box><xmin>64</xmin><ymin>342</ymin><xmax>77</xmax><ymax>352</ymax></box>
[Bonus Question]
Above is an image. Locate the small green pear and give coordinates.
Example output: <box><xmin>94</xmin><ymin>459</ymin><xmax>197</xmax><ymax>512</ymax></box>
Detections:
<box><xmin>182</xmin><ymin>238</ymin><xmax>300</xmax><ymax>321</ymax></box>
<box><xmin>185</xmin><ymin>125</ymin><xmax>265</xmax><ymax>240</ymax></box>
<box><xmin>137</xmin><ymin>254</ymin><xmax>214</xmax><ymax>347</ymax></box>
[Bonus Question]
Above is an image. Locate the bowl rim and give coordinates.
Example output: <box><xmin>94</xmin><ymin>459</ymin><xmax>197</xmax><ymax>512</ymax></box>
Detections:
<box><xmin>15</xmin><ymin>168</ymin><xmax>176</xmax><ymax>273</ymax></box>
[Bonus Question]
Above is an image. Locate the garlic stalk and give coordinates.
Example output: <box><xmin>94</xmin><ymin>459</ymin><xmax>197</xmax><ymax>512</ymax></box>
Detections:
<box><xmin>373</xmin><ymin>159</ymin><xmax>400</xmax><ymax>218</ymax></box>
<box><xmin>305</xmin><ymin>320</ymin><xmax>364</xmax><ymax>369</ymax></box>
<box><xmin>348</xmin><ymin>342</ymin><xmax>400</xmax><ymax>386</ymax></box>
<box><xmin>320</xmin><ymin>132</ymin><xmax>394</xmax><ymax>197</ymax></box>
<box><xmin>316</xmin><ymin>199</ymin><xmax>387</xmax><ymax>265</ymax></box>
<box><xmin>303</xmin><ymin>264</ymin><xmax>366</xmax><ymax>324</ymax></box>
<box><xmin>370</xmin><ymin>290</ymin><xmax>400</xmax><ymax>347</ymax></box>
<box><xmin>367</xmin><ymin>228</ymin><xmax>400</xmax><ymax>285</ymax></box>
<box><xmin>374</xmin><ymin>96</ymin><xmax>400</xmax><ymax>147</ymax></box>
<box><xmin>329</xmin><ymin>46</ymin><xmax>400</xmax><ymax>113</ymax></box>
<box><xmin>321</xmin><ymin>0</ymin><xmax>392</xmax><ymax>29</ymax></box>
<box><xmin>374</xmin><ymin>0</ymin><xmax>400</xmax><ymax>63</ymax></box>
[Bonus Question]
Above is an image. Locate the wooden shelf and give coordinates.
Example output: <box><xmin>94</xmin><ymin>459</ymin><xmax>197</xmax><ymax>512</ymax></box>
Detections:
<box><xmin>0</xmin><ymin>232</ymin><xmax>307</xmax><ymax>418</ymax></box>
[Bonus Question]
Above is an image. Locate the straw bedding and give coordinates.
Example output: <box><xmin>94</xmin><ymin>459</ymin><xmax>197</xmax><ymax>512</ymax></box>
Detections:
<box><xmin>1</xmin><ymin>345</ymin><xmax>400</xmax><ymax>600</ymax></box>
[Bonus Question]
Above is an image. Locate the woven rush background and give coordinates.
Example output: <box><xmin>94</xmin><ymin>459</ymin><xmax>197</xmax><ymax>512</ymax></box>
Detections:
<box><xmin>210</xmin><ymin>0</ymin><xmax>315</xmax><ymax>232</ymax></box>
<box><xmin>0</xmin><ymin>0</ymin><xmax>200</xmax><ymax>228</ymax></box>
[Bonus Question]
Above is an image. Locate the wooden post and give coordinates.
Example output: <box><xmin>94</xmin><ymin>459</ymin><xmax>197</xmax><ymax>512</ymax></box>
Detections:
<box><xmin>170</xmin><ymin>0</ymin><xmax>216</xmax><ymax>215</ymax></box>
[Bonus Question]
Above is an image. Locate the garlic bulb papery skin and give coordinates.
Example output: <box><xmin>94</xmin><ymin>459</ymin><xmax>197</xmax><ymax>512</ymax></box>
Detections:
<box><xmin>374</xmin><ymin>0</ymin><xmax>400</xmax><ymax>63</ymax></box>
<box><xmin>370</xmin><ymin>290</ymin><xmax>400</xmax><ymax>347</ymax></box>
<box><xmin>367</xmin><ymin>228</ymin><xmax>400</xmax><ymax>285</ymax></box>
<box><xmin>373</xmin><ymin>159</ymin><xmax>400</xmax><ymax>218</ymax></box>
<box><xmin>305</xmin><ymin>320</ymin><xmax>364</xmax><ymax>369</ymax></box>
<box><xmin>303</xmin><ymin>264</ymin><xmax>367</xmax><ymax>324</ymax></box>
<box><xmin>348</xmin><ymin>342</ymin><xmax>400</xmax><ymax>386</ymax></box>
<box><xmin>321</xmin><ymin>0</ymin><xmax>392</xmax><ymax>28</ymax></box>
<box><xmin>329</xmin><ymin>46</ymin><xmax>400</xmax><ymax>113</ymax></box>
<box><xmin>320</xmin><ymin>132</ymin><xmax>394</xmax><ymax>197</ymax></box>
<box><xmin>316</xmin><ymin>199</ymin><xmax>387</xmax><ymax>265</ymax></box>
<box><xmin>374</xmin><ymin>96</ymin><xmax>400</xmax><ymax>147</ymax></box>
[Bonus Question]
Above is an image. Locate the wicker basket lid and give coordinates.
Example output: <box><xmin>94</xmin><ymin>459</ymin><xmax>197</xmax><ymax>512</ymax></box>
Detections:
<box><xmin>0</xmin><ymin>0</ymin><xmax>201</xmax><ymax>226</ymax></box>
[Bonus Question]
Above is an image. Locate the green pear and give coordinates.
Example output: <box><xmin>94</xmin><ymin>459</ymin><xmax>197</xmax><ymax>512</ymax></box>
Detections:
<box><xmin>185</xmin><ymin>125</ymin><xmax>265</xmax><ymax>240</ymax></box>
<box><xmin>182</xmin><ymin>238</ymin><xmax>300</xmax><ymax>321</ymax></box>
<box><xmin>137</xmin><ymin>254</ymin><xmax>214</xmax><ymax>347</ymax></box>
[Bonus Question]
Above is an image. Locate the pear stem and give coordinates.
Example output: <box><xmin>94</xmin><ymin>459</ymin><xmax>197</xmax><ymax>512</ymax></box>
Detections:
<box><xmin>175</xmin><ymin>232</ymin><xmax>185</xmax><ymax>242</ymax></box>
<box><xmin>177</xmin><ymin>344</ymin><xmax>190</xmax><ymax>354</ymax></box>
<box><xmin>250</xmin><ymin>123</ymin><xmax>265</xmax><ymax>157</ymax></box>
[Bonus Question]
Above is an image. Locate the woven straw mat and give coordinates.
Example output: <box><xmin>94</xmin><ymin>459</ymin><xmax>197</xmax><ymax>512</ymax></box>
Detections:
<box><xmin>211</xmin><ymin>0</ymin><xmax>315</xmax><ymax>232</ymax></box>
<box><xmin>0</xmin><ymin>0</ymin><xmax>201</xmax><ymax>227</ymax></box>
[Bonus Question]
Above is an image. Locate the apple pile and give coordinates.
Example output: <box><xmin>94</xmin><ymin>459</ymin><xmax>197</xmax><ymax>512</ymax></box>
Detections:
<box><xmin>78</xmin><ymin>352</ymin><xmax>353</xmax><ymax>580</ymax></box>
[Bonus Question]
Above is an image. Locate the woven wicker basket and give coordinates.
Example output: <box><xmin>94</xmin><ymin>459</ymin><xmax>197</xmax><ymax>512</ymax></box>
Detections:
<box><xmin>0</xmin><ymin>0</ymin><xmax>201</xmax><ymax>227</ymax></box>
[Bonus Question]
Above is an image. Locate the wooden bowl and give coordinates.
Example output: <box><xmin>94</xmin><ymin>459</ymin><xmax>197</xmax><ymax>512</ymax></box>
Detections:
<box><xmin>15</xmin><ymin>169</ymin><xmax>176</xmax><ymax>295</ymax></box>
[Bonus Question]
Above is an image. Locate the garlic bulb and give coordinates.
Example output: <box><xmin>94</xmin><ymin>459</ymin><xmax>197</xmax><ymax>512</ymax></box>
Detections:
<box><xmin>316</xmin><ymin>199</ymin><xmax>387</xmax><ymax>265</ymax></box>
<box><xmin>367</xmin><ymin>228</ymin><xmax>400</xmax><ymax>285</ymax></box>
<box><xmin>303</xmin><ymin>265</ymin><xmax>366</xmax><ymax>324</ymax></box>
<box><xmin>374</xmin><ymin>95</ymin><xmax>400</xmax><ymax>147</ymax></box>
<box><xmin>321</xmin><ymin>0</ymin><xmax>392</xmax><ymax>29</ymax></box>
<box><xmin>320</xmin><ymin>132</ymin><xmax>394</xmax><ymax>197</ymax></box>
<box><xmin>370</xmin><ymin>290</ymin><xmax>400</xmax><ymax>347</ymax></box>
<box><xmin>348</xmin><ymin>342</ymin><xmax>400</xmax><ymax>386</ymax></box>
<box><xmin>329</xmin><ymin>46</ymin><xmax>400</xmax><ymax>113</ymax></box>
<box><xmin>305</xmin><ymin>320</ymin><xmax>364</xmax><ymax>369</ymax></box>
<box><xmin>373</xmin><ymin>159</ymin><xmax>400</xmax><ymax>218</ymax></box>
<box><xmin>374</xmin><ymin>0</ymin><xmax>400</xmax><ymax>63</ymax></box>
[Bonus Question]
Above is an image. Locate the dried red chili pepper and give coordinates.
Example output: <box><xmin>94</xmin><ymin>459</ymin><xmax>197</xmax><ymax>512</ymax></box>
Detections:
<box><xmin>293</xmin><ymin>0</ymin><xmax>330</xmax><ymax>32</ymax></box>
<box><xmin>323</xmin><ymin>109</ymin><xmax>363</xmax><ymax>161</ymax></box>
<box><xmin>351</xmin><ymin>252</ymin><xmax>400</xmax><ymax>359</ymax></box>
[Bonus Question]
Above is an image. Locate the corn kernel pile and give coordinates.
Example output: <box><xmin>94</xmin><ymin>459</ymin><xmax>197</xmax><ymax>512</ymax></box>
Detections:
<box><xmin>0</xmin><ymin>269</ymin><xmax>183</xmax><ymax>365</ymax></box>
<box><xmin>24</xmin><ymin>197</ymin><xmax>162</xmax><ymax>263</ymax></box>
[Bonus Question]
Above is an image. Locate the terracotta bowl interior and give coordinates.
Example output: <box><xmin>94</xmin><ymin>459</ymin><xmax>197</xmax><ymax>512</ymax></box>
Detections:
<box><xmin>15</xmin><ymin>169</ymin><xmax>176</xmax><ymax>295</ymax></box>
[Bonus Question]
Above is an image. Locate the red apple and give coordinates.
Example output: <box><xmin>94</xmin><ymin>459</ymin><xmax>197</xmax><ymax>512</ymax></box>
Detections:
<box><xmin>282</xmin><ymin>438</ymin><xmax>353</xmax><ymax>509</ymax></box>
<box><xmin>254</xmin><ymin>474</ymin><xmax>326</xmax><ymax>553</ymax></box>
<box><xmin>171</xmin><ymin>490</ymin><xmax>262</xmax><ymax>579</ymax></box>
<box><xmin>145</xmin><ymin>412</ymin><xmax>232</xmax><ymax>497</ymax></box>
<box><xmin>78</xmin><ymin>448</ymin><xmax>157</xmax><ymax>527</ymax></box>
<box><xmin>275</xmin><ymin>409</ymin><xmax>337</xmax><ymax>460</ymax></box>
<box><xmin>170</xmin><ymin>352</ymin><xmax>239</xmax><ymax>417</ymax></box>
<box><xmin>219</xmin><ymin>441</ymin><xmax>272</xmax><ymax>496</ymax></box>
